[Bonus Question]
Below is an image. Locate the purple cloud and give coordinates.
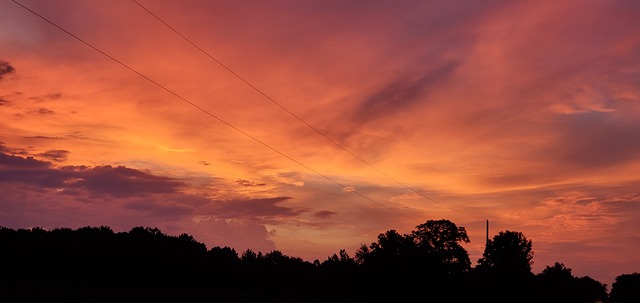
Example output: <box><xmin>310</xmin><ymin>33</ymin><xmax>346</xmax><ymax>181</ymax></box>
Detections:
<box><xmin>0</xmin><ymin>148</ymin><xmax>185</xmax><ymax>198</ymax></box>
<box><xmin>554</xmin><ymin>110</ymin><xmax>640</xmax><ymax>168</ymax></box>
<box><xmin>354</xmin><ymin>61</ymin><xmax>459</xmax><ymax>124</ymax></box>
<box><xmin>313</xmin><ymin>210</ymin><xmax>337</xmax><ymax>219</ymax></box>
<box><xmin>0</xmin><ymin>60</ymin><xmax>15</xmax><ymax>80</ymax></box>
<box><xmin>236</xmin><ymin>179</ymin><xmax>266</xmax><ymax>187</ymax></box>
<box><xmin>124</xmin><ymin>198</ymin><xmax>194</xmax><ymax>219</ymax></box>
<box><xmin>208</xmin><ymin>197</ymin><xmax>300</xmax><ymax>220</ymax></box>
<box><xmin>61</xmin><ymin>165</ymin><xmax>186</xmax><ymax>198</ymax></box>
<box><xmin>37</xmin><ymin>149</ymin><xmax>69</xmax><ymax>162</ymax></box>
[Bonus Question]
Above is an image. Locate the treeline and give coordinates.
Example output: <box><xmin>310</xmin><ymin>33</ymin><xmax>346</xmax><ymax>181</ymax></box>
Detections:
<box><xmin>0</xmin><ymin>219</ymin><xmax>638</xmax><ymax>302</ymax></box>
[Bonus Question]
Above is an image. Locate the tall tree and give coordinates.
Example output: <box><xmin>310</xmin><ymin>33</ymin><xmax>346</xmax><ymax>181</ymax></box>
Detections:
<box><xmin>477</xmin><ymin>230</ymin><xmax>535</xmax><ymax>302</ymax></box>
<box><xmin>478</xmin><ymin>230</ymin><xmax>533</xmax><ymax>276</ymax></box>
<box><xmin>411</xmin><ymin>219</ymin><xmax>471</xmax><ymax>274</ymax></box>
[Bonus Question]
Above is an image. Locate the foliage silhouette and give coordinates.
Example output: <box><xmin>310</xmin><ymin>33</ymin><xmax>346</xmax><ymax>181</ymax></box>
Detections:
<box><xmin>0</xmin><ymin>220</ymin><xmax>616</xmax><ymax>302</ymax></box>
<box><xmin>352</xmin><ymin>219</ymin><xmax>473</xmax><ymax>301</ymax></box>
<box><xmin>478</xmin><ymin>230</ymin><xmax>534</xmax><ymax>275</ymax></box>
<box><xmin>476</xmin><ymin>230</ymin><xmax>535</xmax><ymax>302</ymax></box>
<box><xmin>411</xmin><ymin>219</ymin><xmax>471</xmax><ymax>274</ymax></box>
<box><xmin>535</xmin><ymin>262</ymin><xmax>608</xmax><ymax>303</ymax></box>
<box><xmin>610</xmin><ymin>272</ymin><xmax>640</xmax><ymax>303</ymax></box>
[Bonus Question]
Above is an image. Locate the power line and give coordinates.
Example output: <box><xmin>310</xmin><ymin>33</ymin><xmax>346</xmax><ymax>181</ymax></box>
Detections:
<box><xmin>11</xmin><ymin>0</ymin><xmax>422</xmax><ymax>223</ymax></box>
<box><xmin>131</xmin><ymin>0</ymin><xmax>482</xmax><ymax>220</ymax></box>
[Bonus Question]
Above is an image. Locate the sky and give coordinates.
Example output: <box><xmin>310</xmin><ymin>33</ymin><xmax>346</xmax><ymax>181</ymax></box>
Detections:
<box><xmin>1</xmin><ymin>0</ymin><xmax>639</xmax><ymax>288</ymax></box>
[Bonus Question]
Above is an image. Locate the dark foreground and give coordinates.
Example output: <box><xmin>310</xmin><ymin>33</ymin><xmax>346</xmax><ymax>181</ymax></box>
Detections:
<box><xmin>2</xmin><ymin>222</ymin><xmax>638</xmax><ymax>302</ymax></box>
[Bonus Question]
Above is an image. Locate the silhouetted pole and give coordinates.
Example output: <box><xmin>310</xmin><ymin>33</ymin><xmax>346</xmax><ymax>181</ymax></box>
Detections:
<box><xmin>485</xmin><ymin>219</ymin><xmax>489</xmax><ymax>246</ymax></box>
<box><xmin>485</xmin><ymin>219</ymin><xmax>491</xmax><ymax>300</ymax></box>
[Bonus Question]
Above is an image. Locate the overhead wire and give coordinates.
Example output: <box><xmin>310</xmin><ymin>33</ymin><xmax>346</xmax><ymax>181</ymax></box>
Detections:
<box><xmin>130</xmin><ymin>0</ymin><xmax>483</xmax><ymax>220</ymax></box>
<box><xmin>10</xmin><ymin>0</ymin><xmax>423</xmax><ymax>223</ymax></box>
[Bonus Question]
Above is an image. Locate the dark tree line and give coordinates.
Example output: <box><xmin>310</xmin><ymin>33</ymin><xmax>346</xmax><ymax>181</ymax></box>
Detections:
<box><xmin>0</xmin><ymin>220</ymin><xmax>637</xmax><ymax>302</ymax></box>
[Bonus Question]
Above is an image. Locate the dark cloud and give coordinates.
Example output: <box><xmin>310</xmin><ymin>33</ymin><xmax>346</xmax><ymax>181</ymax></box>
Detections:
<box><xmin>24</xmin><ymin>136</ymin><xmax>66</xmax><ymax>140</ymax></box>
<box><xmin>0</xmin><ymin>143</ymin><xmax>29</xmax><ymax>156</ymax></box>
<box><xmin>45</xmin><ymin>93</ymin><xmax>62</xmax><ymax>100</ymax></box>
<box><xmin>28</xmin><ymin>93</ymin><xmax>63</xmax><ymax>103</ymax></box>
<box><xmin>236</xmin><ymin>179</ymin><xmax>266</xmax><ymax>187</ymax></box>
<box><xmin>0</xmin><ymin>91</ymin><xmax>24</xmax><ymax>105</ymax></box>
<box><xmin>62</xmin><ymin>165</ymin><xmax>186</xmax><ymax>198</ymax></box>
<box><xmin>313</xmin><ymin>210</ymin><xmax>337</xmax><ymax>219</ymax></box>
<box><xmin>321</xmin><ymin>61</ymin><xmax>461</xmax><ymax>150</ymax></box>
<box><xmin>0</xmin><ymin>60</ymin><xmax>15</xmax><ymax>80</ymax></box>
<box><xmin>0</xmin><ymin>183</ymin><xmax>280</xmax><ymax>258</ymax></box>
<box><xmin>0</xmin><ymin>151</ymin><xmax>52</xmax><ymax>169</ymax></box>
<box><xmin>354</xmin><ymin>61</ymin><xmax>459</xmax><ymax>123</ymax></box>
<box><xmin>37</xmin><ymin>150</ymin><xmax>69</xmax><ymax>162</ymax></box>
<box><xmin>124</xmin><ymin>198</ymin><xmax>194</xmax><ymax>219</ymax></box>
<box><xmin>209</xmin><ymin>197</ymin><xmax>300</xmax><ymax>219</ymax></box>
<box><xmin>0</xmin><ymin>148</ymin><xmax>185</xmax><ymax>198</ymax></box>
<box><xmin>554</xmin><ymin>111</ymin><xmax>640</xmax><ymax>168</ymax></box>
<box><xmin>33</xmin><ymin>108</ymin><xmax>55</xmax><ymax>115</ymax></box>
<box><xmin>0</xmin><ymin>154</ymin><xmax>64</xmax><ymax>188</ymax></box>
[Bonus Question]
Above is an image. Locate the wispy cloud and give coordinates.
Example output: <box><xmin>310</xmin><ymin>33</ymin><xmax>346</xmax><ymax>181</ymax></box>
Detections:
<box><xmin>37</xmin><ymin>149</ymin><xmax>69</xmax><ymax>162</ymax></box>
<box><xmin>0</xmin><ymin>60</ymin><xmax>15</xmax><ymax>80</ymax></box>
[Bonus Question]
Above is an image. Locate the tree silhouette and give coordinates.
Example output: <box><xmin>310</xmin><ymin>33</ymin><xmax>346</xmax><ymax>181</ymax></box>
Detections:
<box><xmin>477</xmin><ymin>230</ymin><xmax>535</xmax><ymax>302</ymax></box>
<box><xmin>411</xmin><ymin>219</ymin><xmax>471</xmax><ymax>274</ymax></box>
<box><xmin>358</xmin><ymin>229</ymin><xmax>414</xmax><ymax>266</ymax></box>
<box><xmin>536</xmin><ymin>262</ymin><xmax>575</xmax><ymax>302</ymax></box>
<box><xmin>353</xmin><ymin>220</ymin><xmax>473</xmax><ymax>300</ymax></box>
<box><xmin>410</xmin><ymin>219</ymin><xmax>471</xmax><ymax>301</ymax></box>
<box><xmin>478</xmin><ymin>230</ymin><xmax>533</xmax><ymax>275</ymax></box>
<box><xmin>0</xmin><ymin>222</ymin><xmax>617</xmax><ymax>302</ymax></box>
<box><xmin>610</xmin><ymin>272</ymin><xmax>640</xmax><ymax>303</ymax></box>
<box><xmin>318</xmin><ymin>249</ymin><xmax>359</xmax><ymax>295</ymax></box>
<box><xmin>572</xmin><ymin>276</ymin><xmax>608</xmax><ymax>303</ymax></box>
<box><xmin>535</xmin><ymin>262</ymin><xmax>608</xmax><ymax>303</ymax></box>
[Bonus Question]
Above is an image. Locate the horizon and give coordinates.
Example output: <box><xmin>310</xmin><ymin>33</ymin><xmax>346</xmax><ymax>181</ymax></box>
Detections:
<box><xmin>0</xmin><ymin>222</ymin><xmax>614</xmax><ymax>278</ymax></box>
<box><xmin>1</xmin><ymin>0</ymin><xmax>639</xmax><ymax>289</ymax></box>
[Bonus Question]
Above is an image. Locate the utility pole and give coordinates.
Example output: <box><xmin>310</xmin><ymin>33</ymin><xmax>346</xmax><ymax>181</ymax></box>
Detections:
<box><xmin>485</xmin><ymin>219</ymin><xmax>489</xmax><ymax>246</ymax></box>
<box><xmin>485</xmin><ymin>219</ymin><xmax>491</xmax><ymax>300</ymax></box>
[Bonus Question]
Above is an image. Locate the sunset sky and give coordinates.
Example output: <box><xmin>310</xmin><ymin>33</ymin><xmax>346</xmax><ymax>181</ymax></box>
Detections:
<box><xmin>1</xmin><ymin>0</ymin><xmax>639</xmax><ymax>287</ymax></box>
